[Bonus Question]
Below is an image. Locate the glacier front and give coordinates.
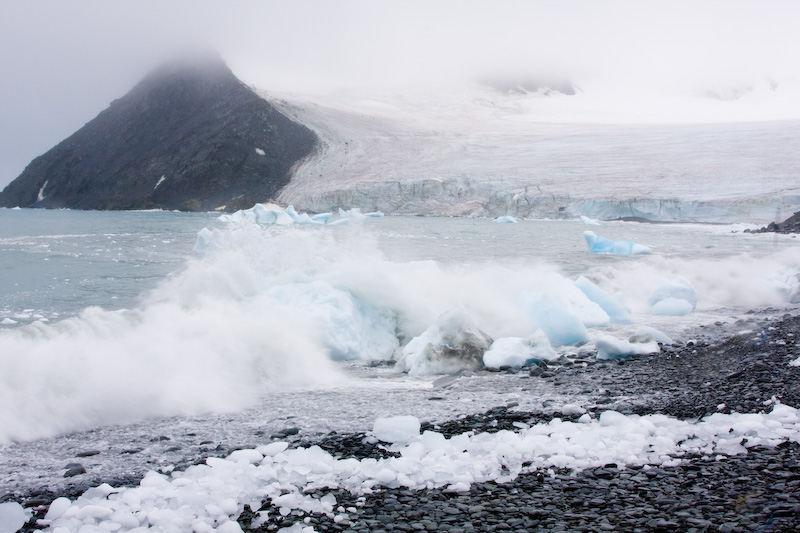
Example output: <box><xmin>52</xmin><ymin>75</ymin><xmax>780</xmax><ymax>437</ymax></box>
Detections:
<box><xmin>271</xmin><ymin>88</ymin><xmax>800</xmax><ymax>223</ymax></box>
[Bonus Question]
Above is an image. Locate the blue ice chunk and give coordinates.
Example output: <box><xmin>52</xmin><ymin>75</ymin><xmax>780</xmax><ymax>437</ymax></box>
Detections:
<box><xmin>311</xmin><ymin>212</ymin><xmax>333</xmax><ymax>223</ymax></box>
<box><xmin>648</xmin><ymin>276</ymin><xmax>697</xmax><ymax>309</ymax></box>
<box><xmin>518</xmin><ymin>292</ymin><xmax>589</xmax><ymax>346</ymax></box>
<box><xmin>285</xmin><ymin>205</ymin><xmax>323</xmax><ymax>225</ymax></box>
<box><xmin>574</xmin><ymin>276</ymin><xmax>632</xmax><ymax>324</ymax></box>
<box><xmin>494</xmin><ymin>216</ymin><xmax>518</xmax><ymax>223</ymax></box>
<box><xmin>252</xmin><ymin>204</ymin><xmax>294</xmax><ymax>225</ymax></box>
<box><xmin>583</xmin><ymin>231</ymin><xmax>651</xmax><ymax>255</ymax></box>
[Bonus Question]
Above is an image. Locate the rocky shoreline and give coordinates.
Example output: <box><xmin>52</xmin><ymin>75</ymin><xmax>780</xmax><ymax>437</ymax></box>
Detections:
<box><xmin>8</xmin><ymin>311</ymin><xmax>800</xmax><ymax>531</ymax></box>
<box><xmin>747</xmin><ymin>210</ymin><xmax>800</xmax><ymax>234</ymax></box>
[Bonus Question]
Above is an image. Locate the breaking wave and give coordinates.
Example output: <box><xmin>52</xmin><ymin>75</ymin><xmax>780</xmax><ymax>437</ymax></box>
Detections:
<box><xmin>1</xmin><ymin>216</ymin><xmax>799</xmax><ymax>443</ymax></box>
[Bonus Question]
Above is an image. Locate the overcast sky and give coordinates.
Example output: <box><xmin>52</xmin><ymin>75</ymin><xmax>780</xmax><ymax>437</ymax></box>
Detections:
<box><xmin>2</xmin><ymin>0</ymin><xmax>799</xmax><ymax>189</ymax></box>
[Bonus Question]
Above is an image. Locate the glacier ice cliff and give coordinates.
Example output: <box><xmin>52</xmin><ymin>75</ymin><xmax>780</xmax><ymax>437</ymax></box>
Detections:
<box><xmin>273</xmin><ymin>89</ymin><xmax>800</xmax><ymax>224</ymax></box>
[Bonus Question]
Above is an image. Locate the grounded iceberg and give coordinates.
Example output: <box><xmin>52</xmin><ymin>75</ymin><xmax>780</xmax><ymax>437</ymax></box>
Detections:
<box><xmin>648</xmin><ymin>276</ymin><xmax>697</xmax><ymax>316</ymax></box>
<box><xmin>396</xmin><ymin>306</ymin><xmax>492</xmax><ymax>375</ymax></box>
<box><xmin>518</xmin><ymin>292</ymin><xmax>589</xmax><ymax>347</ymax></box>
<box><xmin>595</xmin><ymin>333</ymin><xmax>661</xmax><ymax>360</ymax></box>
<box><xmin>574</xmin><ymin>276</ymin><xmax>632</xmax><ymax>324</ymax></box>
<box><xmin>483</xmin><ymin>330</ymin><xmax>556</xmax><ymax>368</ymax></box>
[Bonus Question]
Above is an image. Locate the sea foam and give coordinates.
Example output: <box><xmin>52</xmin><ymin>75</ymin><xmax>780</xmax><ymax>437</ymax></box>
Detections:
<box><xmin>1</xmin><ymin>216</ymin><xmax>800</xmax><ymax>442</ymax></box>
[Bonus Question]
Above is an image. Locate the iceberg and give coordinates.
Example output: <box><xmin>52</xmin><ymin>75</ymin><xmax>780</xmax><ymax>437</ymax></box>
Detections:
<box><xmin>648</xmin><ymin>276</ymin><xmax>697</xmax><ymax>316</ymax></box>
<box><xmin>285</xmin><ymin>204</ymin><xmax>324</xmax><ymax>225</ymax></box>
<box><xmin>217</xmin><ymin>203</ymin><xmax>383</xmax><ymax>227</ymax></box>
<box><xmin>493</xmin><ymin>216</ymin><xmax>518</xmax><ymax>223</ymax></box>
<box><xmin>583</xmin><ymin>231</ymin><xmax>651</xmax><ymax>255</ymax></box>
<box><xmin>518</xmin><ymin>292</ymin><xmax>589</xmax><ymax>346</ymax></box>
<box><xmin>574</xmin><ymin>276</ymin><xmax>632</xmax><ymax>324</ymax></box>
<box><xmin>595</xmin><ymin>334</ymin><xmax>660</xmax><ymax>360</ymax></box>
<box><xmin>580</xmin><ymin>215</ymin><xmax>601</xmax><ymax>225</ymax></box>
<box><xmin>396</xmin><ymin>306</ymin><xmax>492</xmax><ymax>375</ymax></box>
<box><xmin>483</xmin><ymin>330</ymin><xmax>556</xmax><ymax>368</ymax></box>
<box><xmin>311</xmin><ymin>212</ymin><xmax>333</xmax><ymax>223</ymax></box>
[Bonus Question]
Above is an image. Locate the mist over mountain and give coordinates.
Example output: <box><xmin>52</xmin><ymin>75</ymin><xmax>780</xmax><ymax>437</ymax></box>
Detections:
<box><xmin>0</xmin><ymin>54</ymin><xmax>317</xmax><ymax>211</ymax></box>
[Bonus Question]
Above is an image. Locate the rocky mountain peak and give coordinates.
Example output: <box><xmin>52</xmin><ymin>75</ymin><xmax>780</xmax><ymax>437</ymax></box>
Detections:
<box><xmin>0</xmin><ymin>54</ymin><xmax>318</xmax><ymax>211</ymax></box>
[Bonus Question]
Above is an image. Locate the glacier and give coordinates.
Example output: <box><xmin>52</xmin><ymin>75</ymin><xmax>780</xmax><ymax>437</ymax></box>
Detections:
<box><xmin>271</xmin><ymin>87</ymin><xmax>800</xmax><ymax>224</ymax></box>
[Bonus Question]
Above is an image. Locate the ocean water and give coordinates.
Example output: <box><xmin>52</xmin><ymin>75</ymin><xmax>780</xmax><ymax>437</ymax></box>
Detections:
<box><xmin>0</xmin><ymin>208</ymin><xmax>798</xmax><ymax>447</ymax></box>
<box><xmin>0</xmin><ymin>209</ymin><xmax>217</xmax><ymax>323</ymax></box>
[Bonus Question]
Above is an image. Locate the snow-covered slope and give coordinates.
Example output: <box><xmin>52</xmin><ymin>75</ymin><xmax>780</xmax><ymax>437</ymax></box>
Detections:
<box><xmin>271</xmin><ymin>87</ymin><xmax>800</xmax><ymax>223</ymax></box>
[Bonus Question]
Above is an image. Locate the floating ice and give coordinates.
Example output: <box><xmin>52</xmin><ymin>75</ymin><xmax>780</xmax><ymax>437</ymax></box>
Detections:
<box><xmin>493</xmin><ymin>216</ymin><xmax>517</xmax><ymax>223</ymax></box>
<box><xmin>648</xmin><ymin>276</ymin><xmax>697</xmax><ymax>316</ymax></box>
<box><xmin>285</xmin><ymin>205</ymin><xmax>324</xmax><ymax>225</ymax></box>
<box><xmin>595</xmin><ymin>334</ymin><xmax>661</xmax><ymax>359</ymax></box>
<box><xmin>397</xmin><ymin>306</ymin><xmax>492</xmax><ymax>375</ymax></box>
<box><xmin>0</xmin><ymin>502</ymin><xmax>28</xmax><ymax>533</ymax></box>
<box><xmin>518</xmin><ymin>292</ymin><xmax>589</xmax><ymax>346</ymax></box>
<box><xmin>373</xmin><ymin>416</ymin><xmax>421</xmax><ymax>444</ymax></box>
<box><xmin>338</xmin><ymin>207</ymin><xmax>384</xmax><ymax>218</ymax></box>
<box><xmin>483</xmin><ymin>330</ymin><xmax>556</xmax><ymax>368</ymax></box>
<box><xmin>42</xmin><ymin>405</ymin><xmax>800</xmax><ymax>532</ymax></box>
<box><xmin>217</xmin><ymin>203</ymin><xmax>382</xmax><ymax>227</ymax></box>
<box><xmin>583</xmin><ymin>231</ymin><xmax>651</xmax><ymax>255</ymax></box>
<box><xmin>0</xmin><ymin>318</ymin><xmax>17</xmax><ymax>326</ymax></box>
<box><xmin>579</xmin><ymin>215</ymin><xmax>601</xmax><ymax>225</ymax></box>
<box><xmin>311</xmin><ymin>212</ymin><xmax>333</xmax><ymax>223</ymax></box>
<box><xmin>574</xmin><ymin>276</ymin><xmax>632</xmax><ymax>324</ymax></box>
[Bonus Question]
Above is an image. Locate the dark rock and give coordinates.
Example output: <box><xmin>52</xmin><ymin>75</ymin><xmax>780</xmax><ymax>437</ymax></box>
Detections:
<box><xmin>748</xmin><ymin>210</ymin><xmax>800</xmax><ymax>234</ymax></box>
<box><xmin>0</xmin><ymin>52</ymin><xmax>317</xmax><ymax>211</ymax></box>
<box><xmin>75</xmin><ymin>450</ymin><xmax>100</xmax><ymax>457</ymax></box>
<box><xmin>63</xmin><ymin>465</ymin><xmax>86</xmax><ymax>478</ymax></box>
<box><xmin>273</xmin><ymin>427</ymin><xmax>300</xmax><ymax>438</ymax></box>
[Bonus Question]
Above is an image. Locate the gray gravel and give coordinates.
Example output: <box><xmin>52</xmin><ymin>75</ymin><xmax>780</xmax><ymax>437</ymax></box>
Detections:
<box><xmin>243</xmin><ymin>312</ymin><xmax>800</xmax><ymax>532</ymax></box>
